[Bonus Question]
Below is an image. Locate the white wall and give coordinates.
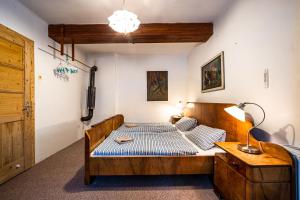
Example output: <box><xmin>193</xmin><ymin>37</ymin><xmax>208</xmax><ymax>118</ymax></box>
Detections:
<box><xmin>0</xmin><ymin>0</ymin><xmax>89</xmax><ymax>162</ymax></box>
<box><xmin>187</xmin><ymin>0</ymin><xmax>300</xmax><ymax>145</ymax></box>
<box><xmin>87</xmin><ymin>53</ymin><xmax>188</xmax><ymax>124</ymax></box>
<box><xmin>1</xmin><ymin>0</ymin><xmax>299</xmax><ymax>162</ymax></box>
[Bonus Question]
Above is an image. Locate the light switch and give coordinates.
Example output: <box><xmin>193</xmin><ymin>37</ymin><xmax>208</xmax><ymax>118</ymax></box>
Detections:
<box><xmin>264</xmin><ymin>69</ymin><xmax>269</xmax><ymax>88</ymax></box>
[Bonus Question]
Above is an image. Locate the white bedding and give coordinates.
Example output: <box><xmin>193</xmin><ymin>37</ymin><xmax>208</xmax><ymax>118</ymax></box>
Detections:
<box><xmin>117</xmin><ymin>122</ymin><xmax>177</xmax><ymax>133</ymax></box>
<box><xmin>179</xmin><ymin>130</ymin><xmax>225</xmax><ymax>156</ymax></box>
<box><xmin>91</xmin><ymin>129</ymin><xmax>225</xmax><ymax>157</ymax></box>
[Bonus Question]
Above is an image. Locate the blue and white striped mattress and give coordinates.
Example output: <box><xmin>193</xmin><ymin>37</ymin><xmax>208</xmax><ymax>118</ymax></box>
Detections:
<box><xmin>117</xmin><ymin>122</ymin><xmax>177</xmax><ymax>133</ymax></box>
<box><xmin>92</xmin><ymin>130</ymin><xmax>199</xmax><ymax>156</ymax></box>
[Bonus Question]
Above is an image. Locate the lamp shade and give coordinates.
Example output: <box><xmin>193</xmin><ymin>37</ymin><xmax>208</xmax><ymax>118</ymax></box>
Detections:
<box><xmin>108</xmin><ymin>10</ymin><xmax>140</xmax><ymax>33</ymax></box>
<box><xmin>186</xmin><ymin>102</ymin><xmax>195</xmax><ymax>108</ymax></box>
<box><xmin>224</xmin><ymin>105</ymin><xmax>246</xmax><ymax>122</ymax></box>
<box><xmin>176</xmin><ymin>101</ymin><xmax>185</xmax><ymax>116</ymax></box>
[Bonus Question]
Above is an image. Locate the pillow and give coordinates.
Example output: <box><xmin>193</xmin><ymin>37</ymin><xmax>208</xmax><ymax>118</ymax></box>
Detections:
<box><xmin>175</xmin><ymin>117</ymin><xmax>197</xmax><ymax>131</ymax></box>
<box><xmin>185</xmin><ymin>125</ymin><xmax>226</xmax><ymax>150</ymax></box>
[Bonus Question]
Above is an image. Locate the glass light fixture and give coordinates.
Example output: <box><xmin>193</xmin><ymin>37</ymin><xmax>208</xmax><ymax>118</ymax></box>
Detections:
<box><xmin>108</xmin><ymin>0</ymin><xmax>140</xmax><ymax>34</ymax></box>
<box><xmin>176</xmin><ymin>101</ymin><xmax>185</xmax><ymax>116</ymax></box>
<box><xmin>225</xmin><ymin>102</ymin><xmax>265</xmax><ymax>154</ymax></box>
<box><xmin>186</xmin><ymin>102</ymin><xmax>195</xmax><ymax>108</ymax></box>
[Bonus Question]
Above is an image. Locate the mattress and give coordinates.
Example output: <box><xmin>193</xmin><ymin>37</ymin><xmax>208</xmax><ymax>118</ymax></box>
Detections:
<box><xmin>91</xmin><ymin>130</ymin><xmax>225</xmax><ymax>157</ymax></box>
<box><xmin>117</xmin><ymin>122</ymin><xmax>177</xmax><ymax>133</ymax></box>
<box><xmin>92</xmin><ymin>130</ymin><xmax>199</xmax><ymax>156</ymax></box>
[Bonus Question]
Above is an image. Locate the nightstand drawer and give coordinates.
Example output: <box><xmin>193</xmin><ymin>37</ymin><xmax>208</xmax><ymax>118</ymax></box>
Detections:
<box><xmin>226</xmin><ymin>153</ymin><xmax>246</xmax><ymax>176</ymax></box>
<box><xmin>214</xmin><ymin>155</ymin><xmax>228</xmax><ymax>196</ymax></box>
<box><xmin>214</xmin><ymin>154</ymin><xmax>246</xmax><ymax>200</ymax></box>
<box><xmin>246</xmin><ymin>166</ymin><xmax>291</xmax><ymax>182</ymax></box>
<box><xmin>214</xmin><ymin>142</ymin><xmax>292</xmax><ymax>200</ymax></box>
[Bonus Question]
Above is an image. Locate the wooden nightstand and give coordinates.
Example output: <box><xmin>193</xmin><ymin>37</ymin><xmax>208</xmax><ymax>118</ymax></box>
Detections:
<box><xmin>170</xmin><ymin>115</ymin><xmax>182</xmax><ymax>124</ymax></box>
<box><xmin>214</xmin><ymin>142</ymin><xmax>292</xmax><ymax>200</ymax></box>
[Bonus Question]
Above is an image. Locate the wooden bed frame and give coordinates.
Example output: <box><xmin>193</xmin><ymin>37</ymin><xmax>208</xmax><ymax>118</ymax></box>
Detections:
<box><xmin>84</xmin><ymin>102</ymin><xmax>292</xmax><ymax>185</ymax></box>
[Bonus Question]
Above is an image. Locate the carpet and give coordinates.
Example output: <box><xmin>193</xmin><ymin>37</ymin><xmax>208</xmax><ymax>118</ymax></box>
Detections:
<box><xmin>0</xmin><ymin>139</ymin><xmax>218</xmax><ymax>200</ymax></box>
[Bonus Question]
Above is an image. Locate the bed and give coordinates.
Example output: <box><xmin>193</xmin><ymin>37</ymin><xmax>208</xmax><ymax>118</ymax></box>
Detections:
<box><xmin>84</xmin><ymin>102</ymin><xmax>254</xmax><ymax>184</ymax></box>
<box><xmin>91</xmin><ymin>129</ymin><xmax>225</xmax><ymax>156</ymax></box>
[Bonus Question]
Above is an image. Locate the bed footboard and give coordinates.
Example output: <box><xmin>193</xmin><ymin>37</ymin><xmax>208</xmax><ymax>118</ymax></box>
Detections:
<box><xmin>84</xmin><ymin>114</ymin><xmax>124</xmax><ymax>184</ymax></box>
<box><xmin>89</xmin><ymin>156</ymin><xmax>214</xmax><ymax>176</ymax></box>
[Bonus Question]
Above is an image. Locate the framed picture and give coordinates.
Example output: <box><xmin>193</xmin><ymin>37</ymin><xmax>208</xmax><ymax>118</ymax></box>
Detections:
<box><xmin>201</xmin><ymin>51</ymin><xmax>225</xmax><ymax>93</ymax></box>
<box><xmin>147</xmin><ymin>71</ymin><xmax>168</xmax><ymax>101</ymax></box>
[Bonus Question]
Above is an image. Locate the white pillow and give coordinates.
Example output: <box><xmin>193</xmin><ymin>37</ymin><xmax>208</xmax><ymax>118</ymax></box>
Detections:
<box><xmin>185</xmin><ymin>125</ymin><xmax>226</xmax><ymax>150</ymax></box>
<box><xmin>175</xmin><ymin>117</ymin><xmax>197</xmax><ymax>131</ymax></box>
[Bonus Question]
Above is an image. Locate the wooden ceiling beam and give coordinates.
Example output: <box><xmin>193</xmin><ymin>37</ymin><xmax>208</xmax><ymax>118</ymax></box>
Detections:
<box><xmin>48</xmin><ymin>23</ymin><xmax>213</xmax><ymax>44</ymax></box>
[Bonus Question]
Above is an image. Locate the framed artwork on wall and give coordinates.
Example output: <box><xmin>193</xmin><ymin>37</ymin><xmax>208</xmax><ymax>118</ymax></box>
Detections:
<box><xmin>201</xmin><ymin>51</ymin><xmax>225</xmax><ymax>93</ymax></box>
<box><xmin>147</xmin><ymin>71</ymin><xmax>168</xmax><ymax>101</ymax></box>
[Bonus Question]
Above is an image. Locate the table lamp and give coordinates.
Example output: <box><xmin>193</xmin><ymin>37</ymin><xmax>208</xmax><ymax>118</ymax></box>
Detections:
<box><xmin>224</xmin><ymin>102</ymin><xmax>265</xmax><ymax>154</ymax></box>
<box><xmin>176</xmin><ymin>101</ymin><xmax>185</xmax><ymax>117</ymax></box>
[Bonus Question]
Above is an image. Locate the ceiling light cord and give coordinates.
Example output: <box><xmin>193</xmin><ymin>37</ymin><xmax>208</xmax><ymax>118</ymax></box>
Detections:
<box><xmin>123</xmin><ymin>0</ymin><xmax>126</xmax><ymax>10</ymax></box>
<box><xmin>123</xmin><ymin>0</ymin><xmax>127</xmax><ymax>35</ymax></box>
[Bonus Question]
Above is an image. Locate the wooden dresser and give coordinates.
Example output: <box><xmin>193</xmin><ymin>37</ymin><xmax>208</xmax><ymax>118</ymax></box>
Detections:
<box><xmin>214</xmin><ymin>142</ymin><xmax>292</xmax><ymax>200</ymax></box>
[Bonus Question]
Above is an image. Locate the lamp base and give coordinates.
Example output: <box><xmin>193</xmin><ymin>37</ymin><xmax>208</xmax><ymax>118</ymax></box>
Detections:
<box><xmin>237</xmin><ymin>144</ymin><xmax>261</xmax><ymax>154</ymax></box>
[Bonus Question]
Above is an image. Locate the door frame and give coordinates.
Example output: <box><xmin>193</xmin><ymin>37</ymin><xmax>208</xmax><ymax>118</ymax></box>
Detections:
<box><xmin>0</xmin><ymin>24</ymin><xmax>35</xmax><ymax>171</ymax></box>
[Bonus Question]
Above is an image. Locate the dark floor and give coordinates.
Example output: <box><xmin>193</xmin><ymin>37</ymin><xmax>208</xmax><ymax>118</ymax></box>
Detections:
<box><xmin>0</xmin><ymin>139</ymin><xmax>218</xmax><ymax>200</ymax></box>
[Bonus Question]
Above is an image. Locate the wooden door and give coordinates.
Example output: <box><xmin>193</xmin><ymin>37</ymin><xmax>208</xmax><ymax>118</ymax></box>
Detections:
<box><xmin>0</xmin><ymin>24</ymin><xmax>34</xmax><ymax>184</ymax></box>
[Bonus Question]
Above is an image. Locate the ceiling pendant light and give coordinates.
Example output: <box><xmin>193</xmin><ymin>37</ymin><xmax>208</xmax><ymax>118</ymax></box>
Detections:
<box><xmin>108</xmin><ymin>0</ymin><xmax>141</xmax><ymax>34</ymax></box>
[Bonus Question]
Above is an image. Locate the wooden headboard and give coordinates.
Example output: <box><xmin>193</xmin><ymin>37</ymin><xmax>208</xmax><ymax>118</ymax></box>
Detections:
<box><xmin>184</xmin><ymin>102</ymin><xmax>293</xmax><ymax>168</ymax></box>
<box><xmin>184</xmin><ymin>102</ymin><xmax>254</xmax><ymax>144</ymax></box>
<box><xmin>86</xmin><ymin>114</ymin><xmax>124</xmax><ymax>152</ymax></box>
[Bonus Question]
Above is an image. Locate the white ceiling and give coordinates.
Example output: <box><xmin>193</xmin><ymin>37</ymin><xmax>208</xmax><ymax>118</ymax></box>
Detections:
<box><xmin>18</xmin><ymin>0</ymin><xmax>233</xmax><ymax>24</ymax></box>
<box><xmin>77</xmin><ymin>43</ymin><xmax>200</xmax><ymax>55</ymax></box>
<box><xmin>18</xmin><ymin>0</ymin><xmax>233</xmax><ymax>54</ymax></box>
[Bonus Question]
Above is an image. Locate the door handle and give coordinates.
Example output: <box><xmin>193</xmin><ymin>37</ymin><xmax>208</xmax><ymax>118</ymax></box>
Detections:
<box><xmin>22</xmin><ymin>101</ymin><xmax>31</xmax><ymax>117</ymax></box>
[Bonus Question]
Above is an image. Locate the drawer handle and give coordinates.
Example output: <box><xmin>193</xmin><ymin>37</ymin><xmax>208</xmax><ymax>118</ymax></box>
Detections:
<box><xmin>16</xmin><ymin>164</ymin><xmax>21</xmax><ymax>169</ymax></box>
